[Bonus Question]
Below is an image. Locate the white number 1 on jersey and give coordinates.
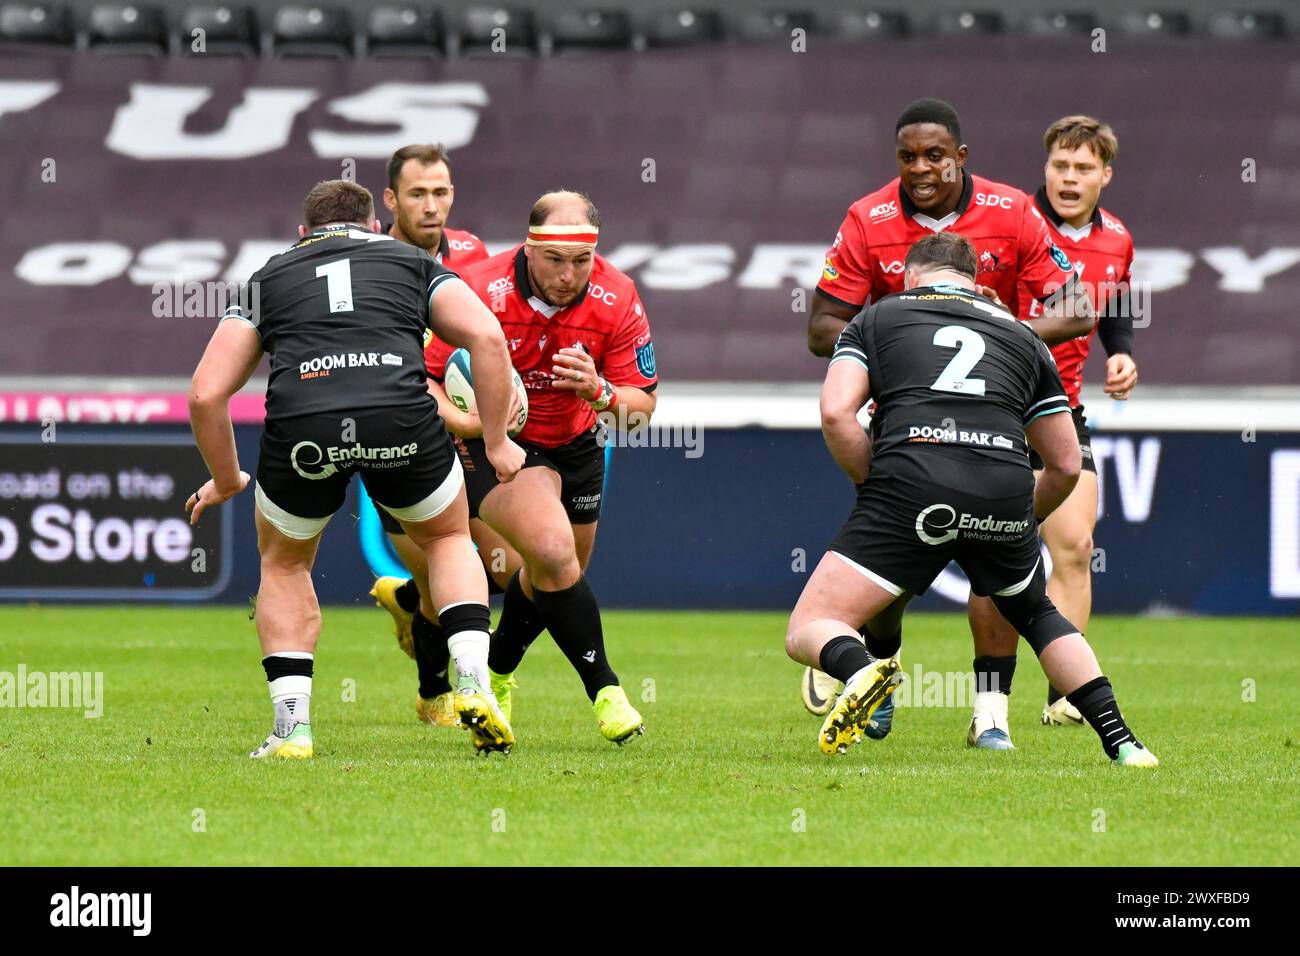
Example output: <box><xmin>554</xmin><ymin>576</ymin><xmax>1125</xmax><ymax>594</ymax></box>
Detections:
<box><xmin>316</xmin><ymin>259</ymin><xmax>354</xmax><ymax>313</ymax></box>
<box><xmin>930</xmin><ymin>325</ymin><xmax>987</xmax><ymax>396</ymax></box>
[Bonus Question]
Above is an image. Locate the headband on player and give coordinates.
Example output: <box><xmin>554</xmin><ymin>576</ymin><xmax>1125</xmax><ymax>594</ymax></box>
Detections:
<box><xmin>525</xmin><ymin>223</ymin><xmax>599</xmax><ymax>248</ymax></box>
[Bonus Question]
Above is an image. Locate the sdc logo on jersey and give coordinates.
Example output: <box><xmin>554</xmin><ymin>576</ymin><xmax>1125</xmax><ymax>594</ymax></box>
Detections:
<box><xmin>587</xmin><ymin>283</ymin><xmax>618</xmax><ymax>306</ymax></box>
<box><xmin>974</xmin><ymin>192</ymin><xmax>1014</xmax><ymax>209</ymax></box>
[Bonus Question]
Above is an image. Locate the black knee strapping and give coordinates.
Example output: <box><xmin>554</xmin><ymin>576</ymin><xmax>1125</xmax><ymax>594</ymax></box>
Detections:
<box><xmin>437</xmin><ymin>602</ymin><xmax>491</xmax><ymax>639</ymax></box>
<box><xmin>989</xmin><ymin>562</ymin><xmax>1078</xmax><ymax>656</ymax></box>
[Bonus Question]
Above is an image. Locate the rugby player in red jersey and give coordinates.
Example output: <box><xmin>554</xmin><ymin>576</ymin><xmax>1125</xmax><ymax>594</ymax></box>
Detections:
<box><xmin>364</xmin><ymin>144</ymin><xmax>526</xmax><ymax>730</ymax></box>
<box><xmin>423</xmin><ymin>190</ymin><xmax>659</xmax><ymax>747</ymax></box>
<box><xmin>800</xmin><ymin>99</ymin><xmax>1095</xmax><ymax>746</ymax></box>
<box><xmin>966</xmin><ymin>115</ymin><xmax>1139</xmax><ymax>738</ymax></box>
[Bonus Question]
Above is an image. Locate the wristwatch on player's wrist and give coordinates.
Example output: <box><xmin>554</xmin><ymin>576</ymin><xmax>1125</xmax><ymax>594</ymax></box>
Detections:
<box><xmin>587</xmin><ymin>377</ymin><xmax>615</xmax><ymax>412</ymax></box>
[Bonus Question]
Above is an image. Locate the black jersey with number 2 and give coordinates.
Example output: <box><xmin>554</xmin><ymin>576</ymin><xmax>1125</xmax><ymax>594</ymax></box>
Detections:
<box><xmin>222</xmin><ymin>225</ymin><xmax>461</xmax><ymax>422</ymax></box>
<box><xmin>832</xmin><ymin>283</ymin><xmax>1069</xmax><ymax>474</ymax></box>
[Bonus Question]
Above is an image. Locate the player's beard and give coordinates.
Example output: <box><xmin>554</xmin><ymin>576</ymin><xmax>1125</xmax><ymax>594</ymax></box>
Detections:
<box><xmin>526</xmin><ymin>262</ymin><xmax>580</xmax><ymax>307</ymax></box>
<box><xmin>398</xmin><ymin>215</ymin><xmax>442</xmax><ymax>252</ymax></box>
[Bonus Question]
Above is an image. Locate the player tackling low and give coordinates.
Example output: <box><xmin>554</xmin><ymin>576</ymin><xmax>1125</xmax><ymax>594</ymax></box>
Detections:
<box><xmin>787</xmin><ymin>233</ymin><xmax>1157</xmax><ymax>767</ymax></box>
<box><xmin>965</xmin><ymin>115</ymin><xmax>1140</xmax><ymax>740</ymax></box>
<box><xmin>186</xmin><ymin>179</ymin><xmax>524</xmax><ymax>758</ymax></box>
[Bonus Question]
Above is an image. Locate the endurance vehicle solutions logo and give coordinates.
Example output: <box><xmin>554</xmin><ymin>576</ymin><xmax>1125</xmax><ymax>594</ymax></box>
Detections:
<box><xmin>289</xmin><ymin>441</ymin><xmax>418</xmax><ymax>479</ymax></box>
<box><xmin>915</xmin><ymin>503</ymin><xmax>1032</xmax><ymax>545</ymax></box>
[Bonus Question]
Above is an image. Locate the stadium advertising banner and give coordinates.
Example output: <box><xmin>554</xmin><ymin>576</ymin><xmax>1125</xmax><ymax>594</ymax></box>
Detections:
<box><xmin>592</xmin><ymin>427</ymin><xmax>1300</xmax><ymax>618</ymax></box>
<box><xmin>0</xmin><ymin>432</ymin><xmax>230</xmax><ymax>599</ymax></box>
<box><xmin>1</xmin><ymin>41</ymin><xmax>1299</xmax><ymax>388</ymax></box>
<box><xmin>0</xmin><ymin>413</ymin><xmax>1292</xmax><ymax>616</ymax></box>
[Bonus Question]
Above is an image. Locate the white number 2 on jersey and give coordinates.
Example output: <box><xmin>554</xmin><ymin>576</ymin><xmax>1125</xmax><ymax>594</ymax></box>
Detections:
<box><xmin>930</xmin><ymin>325</ymin><xmax>986</xmax><ymax>396</ymax></box>
<box><xmin>316</xmin><ymin>259</ymin><xmax>354</xmax><ymax>313</ymax></box>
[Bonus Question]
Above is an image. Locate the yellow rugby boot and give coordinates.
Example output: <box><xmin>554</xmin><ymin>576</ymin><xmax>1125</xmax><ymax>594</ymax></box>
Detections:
<box><xmin>593</xmin><ymin>685</ymin><xmax>645</xmax><ymax>745</ymax></box>
<box><xmin>819</xmin><ymin>657</ymin><xmax>903</xmax><ymax>756</ymax></box>
<box><xmin>369</xmin><ymin>576</ymin><xmax>416</xmax><ymax>659</ymax></box>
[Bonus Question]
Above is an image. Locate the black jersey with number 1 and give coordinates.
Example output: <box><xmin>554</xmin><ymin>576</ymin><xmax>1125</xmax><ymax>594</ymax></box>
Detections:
<box><xmin>831</xmin><ymin>284</ymin><xmax>1069</xmax><ymax>476</ymax></box>
<box><xmin>221</xmin><ymin>225</ymin><xmax>462</xmax><ymax>422</ymax></box>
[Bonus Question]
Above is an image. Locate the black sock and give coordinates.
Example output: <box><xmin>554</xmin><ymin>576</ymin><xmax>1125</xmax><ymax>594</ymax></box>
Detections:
<box><xmin>1046</xmin><ymin>684</ymin><xmax>1064</xmax><ymax>705</ymax></box>
<box><xmin>411</xmin><ymin>612</ymin><xmax>451</xmax><ymax>699</ymax></box>
<box><xmin>394</xmin><ymin>578</ymin><xmax>421</xmax><ymax>614</ymax></box>
<box><xmin>262</xmin><ymin>654</ymin><xmax>313</xmax><ymax>681</ymax></box>
<box><xmin>487</xmin><ymin>571</ymin><xmax>547</xmax><ymax>675</ymax></box>
<box><xmin>974</xmin><ymin>655</ymin><xmax>1017</xmax><ymax>696</ymax></box>
<box><xmin>1067</xmin><ymin>676</ymin><xmax>1138</xmax><ymax>760</ymax></box>
<box><xmin>819</xmin><ymin>635</ymin><xmax>874</xmax><ymax>684</ymax></box>
<box><xmin>530</xmin><ymin>576</ymin><xmax>617</xmax><ymax>701</ymax></box>
<box><xmin>860</xmin><ymin>624</ymin><xmax>900</xmax><ymax>661</ymax></box>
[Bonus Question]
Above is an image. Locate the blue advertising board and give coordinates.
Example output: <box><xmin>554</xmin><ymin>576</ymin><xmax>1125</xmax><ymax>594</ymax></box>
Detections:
<box><xmin>1</xmin><ymin>425</ymin><xmax>1297</xmax><ymax>616</ymax></box>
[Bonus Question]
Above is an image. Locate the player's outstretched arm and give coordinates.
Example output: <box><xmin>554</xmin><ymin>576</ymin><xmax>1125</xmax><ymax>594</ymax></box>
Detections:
<box><xmin>1025</xmin><ymin>411</ymin><xmax>1082</xmax><ymax>520</ymax></box>
<box><xmin>820</xmin><ymin>359</ymin><xmax>872</xmax><ymax>484</ymax></box>
<box><xmin>427</xmin><ymin>278</ymin><xmax>525</xmax><ymax>482</ymax></box>
<box><xmin>1028</xmin><ymin>275</ymin><xmax>1094</xmax><ymax>345</ymax></box>
<box><xmin>187</xmin><ymin>320</ymin><xmax>261</xmax><ymax>523</ymax></box>
<box><xmin>807</xmin><ymin>293</ymin><xmax>860</xmax><ymax>358</ymax></box>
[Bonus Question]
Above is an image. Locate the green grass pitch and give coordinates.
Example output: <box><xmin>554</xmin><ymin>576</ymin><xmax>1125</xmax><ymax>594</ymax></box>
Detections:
<box><xmin>0</xmin><ymin>607</ymin><xmax>1294</xmax><ymax>866</ymax></box>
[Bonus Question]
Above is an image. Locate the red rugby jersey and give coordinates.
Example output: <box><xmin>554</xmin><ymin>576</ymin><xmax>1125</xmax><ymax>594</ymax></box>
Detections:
<box><xmin>817</xmin><ymin>171</ymin><xmax>1077</xmax><ymax>318</ymax></box>
<box><xmin>1021</xmin><ymin>187</ymin><xmax>1134</xmax><ymax>407</ymax></box>
<box><xmin>426</xmin><ymin>246</ymin><xmax>658</xmax><ymax>448</ymax></box>
<box><xmin>438</xmin><ymin>227</ymin><xmax>490</xmax><ymax>269</ymax></box>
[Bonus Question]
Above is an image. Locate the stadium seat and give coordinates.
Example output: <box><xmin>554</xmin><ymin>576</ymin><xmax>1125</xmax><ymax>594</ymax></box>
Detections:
<box><xmin>269</xmin><ymin>5</ymin><xmax>353</xmax><ymax>58</ymax></box>
<box><xmin>87</xmin><ymin>4</ymin><xmax>168</xmax><ymax>55</ymax></box>
<box><xmin>729</xmin><ymin>9</ymin><xmax>817</xmax><ymax>42</ymax></box>
<box><xmin>1205</xmin><ymin>11</ymin><xmax>1287</xmax><ymax>39</ymax></box>
<box><xmin>179</xmin><ymin>6</ymin><xmax>257</xmax><ymax>57</ymax></box>
<box><xmin>643</xmin><ymin>9</ymin><xmax>721</xmax><ymax>47</ymax></box>
<box><xmin>365</xmin><ymin>5</ymin><xmax>442</xmax><ymax>57</ymax></box>
<box><xmin>1115</xmin><ymin>11</ymin><xmax>1192</xmax><ymax>37</ymax></box>
<box><xmin>452</xmin><ymin>6</ymin><xmax>537</xmax><ymax>57</ymax></box>
<box><xmin>933</xmin><ymin>10</ymin><xmax>1005</xmax><ymax>35</ymax></box>
<box><xmin>548</xmin><ymin>9</ymin><xmax>633</xmax><ymax>53</ymax></box>
<box><xmin>0</xmin><ymin>2</ymin><xmax>73</xmax><ymax>45</ymax></box>
<box><xmin>821</xmin><ymin>10</ymin><xmax>909</xmax><ymax>40</ymax></box>
<box><xmin>1021</xmin><ymin>11</ymin><xmax>1097</xmax><ymax>37</ymax></box>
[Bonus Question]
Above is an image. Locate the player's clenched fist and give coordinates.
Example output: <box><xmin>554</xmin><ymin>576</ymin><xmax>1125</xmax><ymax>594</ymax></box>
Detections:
<box><xmin>1104</xmin><ymin>353</ymin><xmax>1137</xmax><ymax>400</ymax></box>
<box><xmin>551</xmin><ymin>346</ymin><xmax>601</xmax><ymax>401</ymax></box>
<box><xmin>486</xmin><ymin>437</ymin><xmax>526</xmax><ymax>484</ymax></box>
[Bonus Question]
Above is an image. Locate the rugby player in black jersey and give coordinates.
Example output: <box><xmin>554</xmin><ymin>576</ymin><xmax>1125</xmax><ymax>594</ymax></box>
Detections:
<box><xmin>786</xmin><ymin>233</ymin><xmax>1156</xmax><ymax>766</ymax></box>
<box><xmin>185</xmin><ymin>179</ymin><xmax>525</xmax><ymax>758</ymax></box>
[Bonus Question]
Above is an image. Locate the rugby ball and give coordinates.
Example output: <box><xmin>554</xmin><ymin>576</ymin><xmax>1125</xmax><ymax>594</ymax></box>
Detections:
<box><xmin>443</xmin><ymin>347</ymin><xmax>528</xmax><ymax>437</ymax></box>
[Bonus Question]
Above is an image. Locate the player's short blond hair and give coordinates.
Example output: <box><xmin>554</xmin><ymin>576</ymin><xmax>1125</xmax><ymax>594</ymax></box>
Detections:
<box><xmin>1044</xmin><ymin>115</ymin><xmax>1118</xmax><ymax>166</ymax></box>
